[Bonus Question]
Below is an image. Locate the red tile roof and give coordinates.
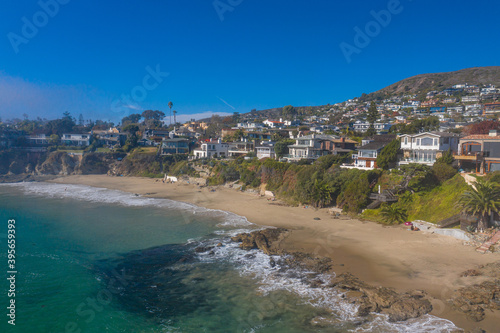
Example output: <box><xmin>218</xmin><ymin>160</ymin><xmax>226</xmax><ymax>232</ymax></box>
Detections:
<box><xmin>462</xmin><ymin>135</ymin><xmax>500</xmax><ymax>140</ymax></box>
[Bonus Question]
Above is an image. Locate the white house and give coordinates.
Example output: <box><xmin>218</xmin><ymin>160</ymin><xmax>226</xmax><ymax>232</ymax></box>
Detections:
<box><xmin>61</xmin><ymin>133</ymin><xmax>91</xmax><ymax>146</ymax></box>
<box><xmin>399</xmin><ymin>132</ymin><xmax>460</xmax><ymax>166</ymax></box>
<box><xmin>263</xmin><ymin>119</ymin><xmax>285</xmax><ymax>128</ymax></box>
<box><xmin>256</xmin><ymin>142</ymin><xmax>276</xmax><ymax>159</ymax></box>
<box><xmin>462</xmin><ymin>95</ymin><xmax>480</xmax><ymax>103</ymax></box>
<box><xmin>352</xmin><ymin>121</ymin><xmax>392</xmax><ymax>133</ymax></box>
<box><xmin>192</xmin><ymin>139</ymin><xmax>229</xmax><ymax>159</ymax></box>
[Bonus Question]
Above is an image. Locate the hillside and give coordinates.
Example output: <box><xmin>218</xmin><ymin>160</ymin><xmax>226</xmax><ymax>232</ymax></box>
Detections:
<box><xmin>360</xmin><ymin>66</ymin><xmax>500</xmax><ymax>101</ymax></box>
<box><xmin>216</xmin><ymin>66</ymin><xmax>500</xmax><ymax>121</ymax></box>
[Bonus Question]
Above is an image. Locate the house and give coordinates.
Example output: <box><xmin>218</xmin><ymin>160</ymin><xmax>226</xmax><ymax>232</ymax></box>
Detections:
<box><xmin>192</xmin><ymin>139</ymin><xmax>229</xmax><ymax>159</ymax></box>
<box><xmin>462</xmin><ymin>95</ymin><xmax>480</xmax><ymax>103</ymax></box>
<box><xmin>443</xmin><ymin>97</ymin><xmax>459</xmax><ymax>104</ymax></box>
<box><xmin>421</xmin><ymin>99</ymin><xmax>439</xmax><ymax>107</ymax></box>
<box><xmin>227</xmin><ymin>140</ymin><xmax>254</xmax><ymax>157</ymax></box>
<box><xmin>455</xmin><ymin>130</ymin><xmax>500</xmax><ymax>173</ymax></box>
<box><xmin>286</xmin><ymin>134</ymin><xmax>340</xmax><ymax>161</ymax></box>
<box><xmin>27</xmin><ymin>133</ymin><xmax>49</xmax><ymax>145</ymax></box>
<box><xmin>160</xmin><ymin>138</ymin><xmax>190</xmax><ymax>155</ymax></box>
<box><xmin>399</xmin><ymin>132</ymin><xmax>459</xmax><ymax>166</ymax></box>
<box><xmin>263</xmin><ymin>119</ymin><xmax>285</xmax><ymax>129</ymax></box>
<box><xmin>60</xmin><ymin>133</ymin><xmax>90</xmax><ymax>146</ymax></box>
<box><xmin>483</xmin><ymin>103</ymin><xmax>500</xmax><ymax>115</ymax></box>
<box><xmin>350</xmin><ymin>135</ymin><xmax>396</xmax><ymax>169</ymax></box>
<box><xmin>170</xmin><ymin>127</ymin><xmax>199</xmax><ymax>139</ymax></box>
<box><xmin>352</xmin><ymin>121</ymin><xmax>392</xmax><ymax>133</ymax></box>
<box><xmin>256</xmin><ymin>142</ymin><xmax>276</xmax><ymax>159</ymax></box>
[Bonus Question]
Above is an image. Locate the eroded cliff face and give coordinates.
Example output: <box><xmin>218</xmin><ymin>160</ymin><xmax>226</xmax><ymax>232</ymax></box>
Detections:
<box><xmin>0</xmin><ymin>151</ymin><xmax>123</xmax><ymax>179</ymax></box>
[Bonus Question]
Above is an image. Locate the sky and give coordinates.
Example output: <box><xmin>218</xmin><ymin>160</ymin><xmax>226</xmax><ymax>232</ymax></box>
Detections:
<box><xmin>1</xmin><ymin>0</ymin><xmax>499</xmax><ymax>124</ymax></box>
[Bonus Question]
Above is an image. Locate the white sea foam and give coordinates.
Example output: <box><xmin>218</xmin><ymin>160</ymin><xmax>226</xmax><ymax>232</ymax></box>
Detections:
<box><xmin>3</xmin><ymin>182</ymin><xmax>253</xmax><ymax>228</ymax></box>
<box><xmin>196</xmin><ymin>234</ymin><xmax>461</xmax><ymax>333</ymax></box>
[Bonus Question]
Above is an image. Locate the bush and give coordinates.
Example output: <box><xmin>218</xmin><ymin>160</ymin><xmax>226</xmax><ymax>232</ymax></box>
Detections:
<box><xmin>432</xmin><ymin>163</ymin><xmax>457</xmax><ymax>183</ymax></box>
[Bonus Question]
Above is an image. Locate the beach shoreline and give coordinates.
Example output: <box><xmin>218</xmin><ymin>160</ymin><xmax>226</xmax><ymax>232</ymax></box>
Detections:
<box><xmin>49</xmin><ymin>174</ymin><xmax>500</xmax><ymax>332</ymax></box>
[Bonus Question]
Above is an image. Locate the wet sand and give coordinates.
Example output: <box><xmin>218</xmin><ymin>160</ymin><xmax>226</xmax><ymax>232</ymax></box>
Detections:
<box><xmin>51</xmin><ymin>175</ymin><xmax>500</xmax><ymax>332</ymax></box>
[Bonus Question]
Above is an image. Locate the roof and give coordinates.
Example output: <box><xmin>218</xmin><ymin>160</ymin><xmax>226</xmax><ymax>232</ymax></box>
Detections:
<box><xmin>358</xmin><ymin>141</ymin><xmax>390</xmax><ymax>151</ymax></box>
<box><xmin>461</xmin><ymin>134</ymin><xmax>500</xmax><ymax>140</ymax></box>
<box><xmin>363</xmin><ymin>134</ymin><xmax>396</xmax><ymax>142</ymax></box>
<box><xmin>297</xmin><ymin>134</ymin><xmax>339</xmax><ymax>141</ymax></box>
<box><xmin>399</xmin><ymin>131</ymin><xmax>459</xmax><ymax>138</ymax></box>
<box><xmin>163</xmin><ymin>138</ymin><xmax>189</xmax><ymax>142</ymax></box>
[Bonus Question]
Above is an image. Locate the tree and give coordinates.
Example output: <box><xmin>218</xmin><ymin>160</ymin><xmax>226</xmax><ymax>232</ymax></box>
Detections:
<box><xmin>49</xmin><ymin>134</ymin><xmax>60</xmax><ymax>145</ymax></box>
<box><xmin>122</xmin><ymin>114</ymin><xmax>141</xmax><ymax>126</ymax></box>
<box><xmin>458</xmin><ymin>179</ymin><xmax>500</xmax><ymax>231</ymax></box>
<box><xmin>435</xmin><ymin>149</ymin><xmax>454</xmax><ymax>165</ymax></box>
<box><xmin>380</xmin><ymin>204</ymin><xmax>408</xmax><ymax>224</ymax></box>
<box><xmin>274</xmin><ymin>139</ymin><xmax>295</xmax><ymax>159</ymax></box>
<box><xmin>366</xmin><ymin>101</ymin><xmax>378</xmax><ymax>136</ymax></box>
<box><xmin>78</xmin><ymin>114</ymin><xmax>84</xmax><ymax>126</ymax></box>
<box><xmin>462</xmin><ymin>120</ymin><xmax>500</xmax><ymax>136</ymax></box>
<box><xmin>168</xmin><ymin>101</ymin><xmax>173</xmax><ymax>125</ymax></box>
<box><xmin>376</xmin><ymin>139</ymin><xmax>400</xmax><ymax>170</ymax></box>
<box><xmin>173</xmin><ymin>110</ymin><xmax>177</xmax><ymax>124</ymax></box>
<box><xmin>282</xmin><ymin>105</ymin><xmax>296</xmax><ymax>120</ymax></box>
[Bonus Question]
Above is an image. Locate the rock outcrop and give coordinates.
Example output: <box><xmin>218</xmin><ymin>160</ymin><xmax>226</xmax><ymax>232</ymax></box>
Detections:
<box><xmin>451</xmin><ymin>280</ymin><xmax>500</xmax><ymax>322</ymax></box>
<box><xmin>331</xmin><ymin>273</ymin><xmax>433</xmax><ymax>322</ymax></box>
<box><xmin>231</xmin><ymin>229</ymin><xmax>433</xmax><ymax>322</ymax></box>
<box><xmin>231</xmin><ymin>228</ymin><xmax>289</xmax><ymax>255</ymax></box>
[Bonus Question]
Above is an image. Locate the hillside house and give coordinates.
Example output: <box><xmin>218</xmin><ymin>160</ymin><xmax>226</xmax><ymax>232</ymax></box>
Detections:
<box><xmin>455</xmin><ymin>130</ymin><xmax>500</xmax><ymax>173</ymax></box>
<box><xmin>349</xmin><ymin>135</ymin><xmax>396</xmax><ymax>170</ymax></box>
<box><xmin>192</xmin><ymin>140</ymin><xmax>229</xmax><ymax>159</ymax></box>
<box><xmin>286</xmin><ymin>134</ymin><xmax>341</xmax><ymax>161</ymax></box>
<box><xmin>161</xmin><ymin>138</ymin><xmax>190</xmax><ymax>155</ymax></box>
<box><xmin>399</xmin><ymin>132</ymin><xmax>459</xmax><ymax>166</ymax></box>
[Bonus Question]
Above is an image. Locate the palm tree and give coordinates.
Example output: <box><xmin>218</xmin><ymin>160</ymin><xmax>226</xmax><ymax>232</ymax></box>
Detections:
<box><xmin>168</xmin><ymin>101</ymin><xmax>173</xmax><ymax>125</ymax></box>
<box><xmin>380</xmin><ymin>204</ymin><xmax>408</xmax><ymax>224</ymax></box>
<box><xmin>173</xmin><ymin>110</ymin><xmax>177</xmax><ymax>125</ymax></box>
<box><xmin>458</xmin><ymin>179</ymin><xmax>500</xmax><ymax>232</ymax></box>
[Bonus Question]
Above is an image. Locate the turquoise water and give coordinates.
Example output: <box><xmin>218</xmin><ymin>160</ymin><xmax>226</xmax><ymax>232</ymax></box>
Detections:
<box><xmin>0</xmin><ymin>183</ymin><xmax>459</xmax><ymax>333</ymax></box>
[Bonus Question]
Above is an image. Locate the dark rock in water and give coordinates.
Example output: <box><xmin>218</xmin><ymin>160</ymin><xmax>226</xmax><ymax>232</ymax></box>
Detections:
<box><xmin>329</xmin><ymin>273</ymin><xmax>432</xmax><ymax>322</ymax></box>
<box><xmin>194</xmin><ymin>246</ymin><xmax>214</xmax><ymax>253</ymax></box>
<box><xmin>216</xmin><ymin>242</ymin><xmax>223</xmax><ymax>247</ymax></box>
<box><xmin>93</xmin><ymin>244</ymin><xmax>209</xmax><ymax>321</ymax></box>
<box><xmin>269</xmin><ymin>258</ymin><xmax>276</xmax><ymax>267</ymax></box>
<box><xmin>231</xmin><ymin>228</ymin><xmax>288</xmax><ymax>255</ymax></box>
<box><xmin>450</xmin><ymin>279</ymin><xmax>500</xmax><ymax>321</ymax></box>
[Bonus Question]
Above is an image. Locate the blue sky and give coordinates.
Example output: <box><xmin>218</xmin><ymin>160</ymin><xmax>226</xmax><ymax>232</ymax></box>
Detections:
<box><xmin>1</xmin><ymin>0</ymin><xmax>499</xmax><ymax>123</ymax></box>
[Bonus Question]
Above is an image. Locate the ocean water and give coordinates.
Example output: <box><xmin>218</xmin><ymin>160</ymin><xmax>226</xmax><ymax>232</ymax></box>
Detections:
<box><xmin>0</xmin><ymin>182</ymin><xmax>461</xmax><ymax>333</ymax></box>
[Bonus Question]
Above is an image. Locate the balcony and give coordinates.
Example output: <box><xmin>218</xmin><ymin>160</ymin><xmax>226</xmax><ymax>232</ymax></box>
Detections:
<box><xmin>453</xmin><ymin>152</ymin><xmax>484</xmax><ymax>160</ymax></box>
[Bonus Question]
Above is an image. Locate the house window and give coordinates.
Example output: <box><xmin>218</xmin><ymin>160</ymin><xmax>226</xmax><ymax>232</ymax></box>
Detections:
<box><xmin>434</xmin><ymin>139</ymin><xmax>438</xmax><ymax>146</ymax></box>
<box><xmin>417</xmin><ymin>139</ymin><xmax>420</xmax><ymax>145</ymax></box>
<box><xmin>404</xmin><ymin>137</ymin><xmax>408</xmax><ymax>145</ymax></box>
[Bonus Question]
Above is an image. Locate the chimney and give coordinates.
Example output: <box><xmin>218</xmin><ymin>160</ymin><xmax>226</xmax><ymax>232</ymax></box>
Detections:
<box><xmin>490</xmin><ymin>130</ymin><xmax>498</xmax><ymax>137</ymax></box>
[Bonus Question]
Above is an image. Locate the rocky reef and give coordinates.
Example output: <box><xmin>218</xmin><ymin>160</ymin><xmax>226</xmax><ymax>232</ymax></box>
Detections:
<box><xmin>451</xmin><ymin>262</ymin><xmax>500</xmax><ymax>322</ymax></box>
<box><xmin>230</xmin><ymin>228</ymin><xmax>434</xmax><ymax>323</ymax></box>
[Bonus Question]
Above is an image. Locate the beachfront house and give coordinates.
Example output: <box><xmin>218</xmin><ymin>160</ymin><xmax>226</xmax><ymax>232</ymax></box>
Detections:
<box><xmin>399</xmin><ymin>132</ymin><xmax>460</xmax><ymax>166</ymax></box>
<box><xmin>161</xmin><ymin>138</ymin><xmax>190</xmax><ymax>155</ymax></box>
<box><xmin>227</xmin><ymin>140</ymin><xmax>254</xmax><ymax>157</ymax></box>
<box><xmin>454</xmin><ymin>130</ymin><xmax>500</xmax><ymax>174</ymax></box>
<box><xmin>286</xmin><ymin>134</ymin><xmax>344</xmax><ymax>161</ymax></box>
<box><xmin>256</xmin><ymin>142</ymin><xmax>276</xmax><ymax>159</ymax></box>
<box><xmin>346</xmin><ymin>135</ymin><xmax>396</xmax><ymax>170</ymax></box>
<box><xmin>192</xmin><ymin>139</ymin><xmax>229</xmax><ymax>159</ymax></box>
<box><xmin>61</xmin><ymin>133</ymin><xmax>91</xmax><ymax>146</ymax></box>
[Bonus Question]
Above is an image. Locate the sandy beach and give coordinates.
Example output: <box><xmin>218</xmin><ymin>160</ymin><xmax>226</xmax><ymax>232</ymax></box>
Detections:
<box><xmin>51</xmin><ymin>175</ymin><xmax>500</xmax><ymax>331</ymax></box>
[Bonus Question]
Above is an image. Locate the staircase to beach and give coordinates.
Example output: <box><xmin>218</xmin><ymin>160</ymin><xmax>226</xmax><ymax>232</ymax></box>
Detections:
<box><xmin>476</xmin><ymin>230</ymin><xmax>500</xmax><ymax>253</ymax></box>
